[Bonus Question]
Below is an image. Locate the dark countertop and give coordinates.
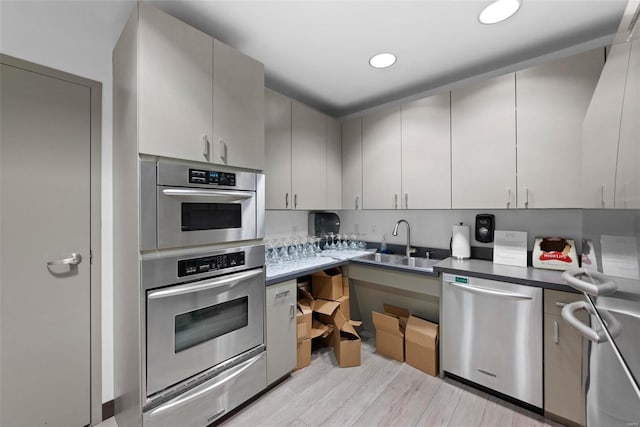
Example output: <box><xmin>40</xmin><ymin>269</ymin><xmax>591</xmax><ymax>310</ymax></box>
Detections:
<box><xmin>433</xmin><ymin>258</ymin><xmax>579</xmax><ymax>293</ymax></box>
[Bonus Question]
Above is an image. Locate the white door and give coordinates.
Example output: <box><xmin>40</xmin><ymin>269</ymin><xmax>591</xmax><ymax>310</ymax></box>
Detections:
<box><xmin>517</xmin><ymin>49</ymin><xmax>603</xmax><ymax>208</ymax></box>
<box><xmin>265</xmin><ymin>89</ymin><xmax>292</xmax><ymax>209</ymax></box>
<box><xmin>362</xmin><ymin>106</ymin><xmax>402</xmax><ymax>209</ymax></box>
<box><xmin>401</xmin><ymin>94</ymin><xmax>451</xmax><ymax>209</ymax></box>
<box><xmin>1</xmin><ymin>63</ymin><xmax>93</xmax><ymax>426</ymax></box>
<box><xmin>341</xmin><ymin>117</ymin><xmax>362</xmax><ymax>210</ymax></box>
<box><xmin>451</xmin><ymin>73</ymin><xmax>516</xmax><ymax>209</ymax></box>
<box><xmin>291</xmin><ymin>101</ymin><xmax>327</xmax><ymax>210</ymax></box>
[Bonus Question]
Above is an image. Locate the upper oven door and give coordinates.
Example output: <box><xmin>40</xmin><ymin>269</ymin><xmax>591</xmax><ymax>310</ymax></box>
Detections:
<box><xmin>146</xmin><ymin>267</ymin><xmax>265</xmax><ymax>396</ymax></box>
<box><xmin>157</xmin><ymin>186</ymin><xmax>257</xmax><ymax>249</ymax></box>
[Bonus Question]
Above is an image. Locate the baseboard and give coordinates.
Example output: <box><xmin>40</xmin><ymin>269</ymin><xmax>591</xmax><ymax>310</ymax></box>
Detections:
<box><xmin>102</xmin><ymin>400</ymin><xmax>114</xmax><ymax>421</ymax></box>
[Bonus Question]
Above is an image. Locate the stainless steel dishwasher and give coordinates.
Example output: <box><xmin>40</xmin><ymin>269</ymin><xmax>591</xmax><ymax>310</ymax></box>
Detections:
<box><xmin>442</xmin><ymin>273</ymin><xmax>543</xmax><ymax>408</ymax></box>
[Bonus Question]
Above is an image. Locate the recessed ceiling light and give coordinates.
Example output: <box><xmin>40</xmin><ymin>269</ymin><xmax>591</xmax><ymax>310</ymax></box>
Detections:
<box><xmin>369</xmin><ymin>53</ymin><xmax>397</xmax><ymax>69</ymax></box>
<box><xmin>479</xmin><ymin>0</ymin><xmax>521</xmax><ymax>25</ymax></box>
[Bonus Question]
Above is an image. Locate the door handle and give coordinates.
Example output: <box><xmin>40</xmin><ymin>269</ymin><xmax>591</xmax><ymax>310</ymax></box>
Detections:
<box><xmin>506</xmin><ymin>187</ymin><xmax>511</xmax><ymax>208</ymax></box>
<box><xmin>394</xmin><ymin>194</ymin><xmax>398</xmax><ymax>209</ymax></box>
<box><xmin>447</xmin><ymin>282</ymin><xmax>533</xmax><ymax>300</ymax></box>
<box><xmin>285</xmin><ymin>193</ymin><xmax>289</xmax><ymax>209</ymax></box>
<box><xmin>294</xmin><ymin>194</ymin><xmax>298</xmax><ymax>209</ymax></box>
<box><xmin>202</xmin><ymin>135</ymin><xmax>210</xmax><ymax>160</ymax></box>
<box><xmin>561</xmin><ymin>268</ymin><xmax>617</xmax><ymax>296</ymax></box>
<box><xmin>553</xmin><ymin>320</ymin><xmax>559</xmax><ymax>344</ymax></box>
<box><xmin>405</xmin><ymin>193</ymin><xmax>408</xmax><ymax>209</ymax></box>
<box><xmin>355</xmin><ymin>196</ymin><xmax>359</xmax><ymax>210</ymax></box>
<box><xmin>290</xmin><ymin>304</ymin><xmax>295</xmax><ymax>319</ymax></box>
<box><xmin>219</xmin><ymin>139</ymin><xmax>228</xmax><ymax>164</ymax></box>
<box><xmin>524</xmin><ymin>187</ymin><xmax>529</xmax><ymax>208</ymax></box>
<box><xmin>47</xmin><ymin>253</ymin><xmax>82</xmax><ymax>266</ymax></box>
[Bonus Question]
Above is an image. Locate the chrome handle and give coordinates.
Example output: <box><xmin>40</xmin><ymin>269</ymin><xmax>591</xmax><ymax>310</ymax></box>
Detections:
<box><xmin>524</xmin><ymin>187</ymin><xmax>529</xmax><ymax>208</ymax></box>
<box><xmin>405</xmin><ymin>193</ymin><xmax>408</xmax><ymax>209</ymax></box>
<box><xmin>290</xmin><ymin>304</ymin><xmax>295</xmax><ymax>319</ymax></box>
<box><xmin>162</xmin><ymin>188</ymin><xmax>252</xmax><ymax>201</ymax></box>
<box><xmin>146</xmin><ymin>353</ymin><xmax>262</xmax><ymax>417</ymax></box>
<box><xmin>294</xmin><ymin>194</ymin><xmax>298</xmax><ymax>209</ymax></box>
<box><xmin>562</xmin><ymin>301</ymin><xmax>606</xmax><ymax>343</ymax></box>
<box><xmin>394</xmin><ymin>194</ymin><xmax>398</xmax><ymax>209</ymax></box>
<box><xmin>553</xmin><ymin>320</ymin><xmax>559</xmax><ymax>344</ymax></box>
<box><xmin>47</xmin><ymin>252</ymin><xmax>82</xmax><ymax>266</ymax></box>
<box><xmin>285</xmin><ymin>192</ymin><xmax>289</xmax><ymax>209</ymax></box>
<box><xmin>355</xmin><ymin>196</ymin><xmax>359</xmax><ymax>210</ymax></box>
<box><xmin>561</xmin><ymin>268</ymin><xmax>617</xmax><ymax>296</ymax></box>
<box><xmin>275</xmin><ymin>289</ymin><xmax>290</xmax><ymax>299</ymax></box>
<box><xmin>219</xmin><ymin>139</ymin><xmax>228</xmax><ymax>164</ymax></box>
<box><xmin>202</xmin><ymin>135</ymin><xmax>210</xmax><ymax>160</ymax></box>
<box><xmin>148</xmin><ymin>269</ymin><xmax>263</xmax><ymax>299</ymax></box>
<box><xmin>448</xmin><ymin>282</ymin><xmax>533</xmax><ymax>300</ymax></box>
<box><xmin>601</xmin><ymin>184</ymin><xmax>605</xmax><ymax>208</ymax></box>
<box><xmin>506</xmin><ymin>187</ymin><xmax>511</xmax><ymax>208</ymax></box>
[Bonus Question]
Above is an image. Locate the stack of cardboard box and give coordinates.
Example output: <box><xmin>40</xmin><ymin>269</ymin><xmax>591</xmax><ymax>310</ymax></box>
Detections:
<box><xmin>295</xmin><ymin>268</ymin><xmax>362</xmax><ymax>369</ymax></box>
<box><xmin>372</xmin><ymin>304</ymin><xmax>439</xmax><ymax>376</ymax></box>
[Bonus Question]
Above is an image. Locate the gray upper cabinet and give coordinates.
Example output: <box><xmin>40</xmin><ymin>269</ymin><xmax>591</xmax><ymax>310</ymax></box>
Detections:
<box><xmin>213</xmin><ymin>39</ymin><xmax>265</xmax><ymax>171</ymax></box>
<box><xmin>401</xmin><ymin>94</ymin><xmax>451</xmax><ymax>209</ymax></box>
<box><xmin>265</xmin><ymin>89</ymin><xmax>292</xmax><ymax>210</ymax></box>
<box><xmin>138</xmin><ymin>2</ymin><xmax>213</xmax><ymax>163</ymax></box>
<box><xmin>451</xmin><ymin>74</ymin><xmax>517</xmax><ymax>209</ymax></box>
<box><xmin>517</xmin><ymin>49</ymin><xmax>603</xmax><ymax>208</ymax></box>
<box><xmin>614</xmin><ymin>38</ymin><xmax>640</xmax><ymax>209</ymax></box>
<box><xmin>136</xmin><ymin>4</ymin><xmax>264</xmax><ymax>170</ymax></box>
<box><xmin>342</xmin><ymin>117</ymin><xmax>363</xmax><ymax>210</ymax></box>
<box><xmin>326</xmin><ymin>117</ymin><xmax>342</xmax><ymax>210</ymax></box>
<box><xmin>362</xmin><ymin>106</ymin><xmax>402</xmax><ymax>209</ymax></box>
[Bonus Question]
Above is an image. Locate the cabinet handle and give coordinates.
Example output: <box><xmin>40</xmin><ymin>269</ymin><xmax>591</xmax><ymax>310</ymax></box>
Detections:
<box><xmin>553</xmin><ymin>320</ymin><xmax>559</xmax><ymax>344</ymax></box>
<box><xmin>506</xmin><ymin>187</ymin><xmax>511</xmax><ymax>208</ymax></box>
<box><xmin>219</xmin><ymin>139</ymin><xmax>228</xmax><ymax>165</ymax></box>
<box><xmin>294</xmin><ymin>194</ymin><xmax>298</xmax><ymax>209</ymax></box>
<box><xmin>355</xmin><ymin>196</ymin><xmax>359</xmax><ymax>210</ymax></box>
<box><xmin>555</xmin><ymin>301</ymin><xmax>567</xmax><ymax>308</ymax></box>
<box><xmin>394</xmin><ymin>194</ymin><xmax>398</xmax><ymax>209</ymax></box>
<box><xmin>524</xmin><ymin>187</ymin><xmax>529</xmax><ymax>208</ymax></box>
<box><xmin>405</xmin><ymin>193</ymin><xmax>408</xmax><ymax>209</ymax></box>
<box><xmin>275</xmin><ymin>289</ymin><xmax>290</xmax><ymax>298</ymax></box>
<box><xmin>285</xmin><ymin>193</ymin><xmax>289</xmax><ymax>209</ymax></box>
<box><xmin>601</xmin><ymin>184</ymin><xmax>605</xmax><ymax>208</ymax></box>
<box><xmin>290</xmin><ymin>304</ymin><xmax>295</xmax><ymax>319</ymax></box>
<box><xmin>202</xmin><ymin>135</ymin><xmax>210</xmax><ymax>160</ymax></box>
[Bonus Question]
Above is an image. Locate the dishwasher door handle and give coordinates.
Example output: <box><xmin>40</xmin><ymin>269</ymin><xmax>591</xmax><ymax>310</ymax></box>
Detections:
<box><xmin>447</xmin><ymin>282</ymin><xmax>533</xmax><ymax>300</ymax></box>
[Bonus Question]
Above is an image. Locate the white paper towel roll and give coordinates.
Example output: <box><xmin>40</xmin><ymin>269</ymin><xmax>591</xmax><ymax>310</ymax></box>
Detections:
<box><xmin>452</xmin><ymin>224</ymin><xmax>471</xmax><ymax>259</ymax></box>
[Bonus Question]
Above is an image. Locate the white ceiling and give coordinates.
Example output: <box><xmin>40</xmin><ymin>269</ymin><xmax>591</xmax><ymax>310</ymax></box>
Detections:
<box><xmin>149</xmin><ymin>0</ymin><xmax>627</xmax><ymax>117</ymax></box>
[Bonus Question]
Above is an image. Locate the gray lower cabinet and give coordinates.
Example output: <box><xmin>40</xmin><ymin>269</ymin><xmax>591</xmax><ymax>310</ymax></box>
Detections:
<box><xmin>544</xmin><ymin>289</ymin><xmax>587</xmax><ymax>426</ymax></box>
<box><xmin>266</xmin><ymin>280</ymin><xmax>297</xmax><ymax>385</ymax></box>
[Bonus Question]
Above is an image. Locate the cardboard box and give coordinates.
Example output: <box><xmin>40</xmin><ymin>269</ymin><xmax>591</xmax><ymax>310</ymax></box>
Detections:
<box><xmin>372</xmin><ymin>304</ymin><xmax>409</xmax><ymax>362</ymax></box>
<box><xmin>342</xmin><ymin>276</ymin><xmax>350</xmax><ymax>297</ymax></box>
<box><xmin>298</xmin><ymin>278</ymin><xmax>311</xmax><ymax>292</ymax></box>
<box><xmin>311</xmin><ymin>268</ymin><xmax>343</xmax><ymax>300</ymax></box>
<box><xmin>296</xmin><ymin>301</ymin><xmax>312</xmax><ymax>342</ymax></box>
<box><xmin>296</xmin><ymin>338</ymin><xmax>311</xmax><ymax>370</ymax></box>
<box><xmin>337</xmin><ymin>295</ymin><xmax>350</xmax><ymax>320</ymax></box>
<box><xmin>331</xmin><ymin>309</ymin><xmax>361</xmax><ymax>367</ymax></box>
<box><xmin>405</xmin><ymin>316</ymin><xmax>439</xmax><ymax>376</ymax></box>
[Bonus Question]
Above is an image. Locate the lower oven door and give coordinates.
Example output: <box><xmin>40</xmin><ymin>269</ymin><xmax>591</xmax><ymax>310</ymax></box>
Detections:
<box><xmin>157</xmin><ymin>186</ymin><xmax>257</xmax><ymax>249</ymax></box>
<box><xmin>146</xmin><ymin>267</ymin><xmax>264</xmax><ymax>396</ymax></box>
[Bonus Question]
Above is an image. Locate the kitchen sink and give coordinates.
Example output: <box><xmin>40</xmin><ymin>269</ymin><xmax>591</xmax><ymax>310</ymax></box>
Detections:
<box><xmin>354</xmin><ymin>253</ymin><xmax>438</xmax><ymax>272</ymax></box>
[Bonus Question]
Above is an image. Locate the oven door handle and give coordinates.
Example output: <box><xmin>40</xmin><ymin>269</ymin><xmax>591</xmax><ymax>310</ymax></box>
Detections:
<box><xmin>162</xmin><ymin>188</ymin><xmax>254</xmax><ymax>202</ymax></box>
<box><xmin>148</xmin><ymin>269</ymin><xmax>263</xmax><ymax>300</ymax></box>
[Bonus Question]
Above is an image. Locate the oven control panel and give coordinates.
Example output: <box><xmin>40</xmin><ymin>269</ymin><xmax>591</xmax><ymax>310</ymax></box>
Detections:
<box><xmin>188</xmin><ymin>168</ymin><xmax>236</xmax><ymax>186</ymax></box>
<box><xmin>178</xmin><ymin>251</ymin><xmax>246</xmax><ymax>277</ymax></box>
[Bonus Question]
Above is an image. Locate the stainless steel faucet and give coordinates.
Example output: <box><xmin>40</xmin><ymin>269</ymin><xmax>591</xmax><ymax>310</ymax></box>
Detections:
<box><xmin>392</xmin><ymin>219</ymin><xmax>416</xmax><ymax>257</ymax></box>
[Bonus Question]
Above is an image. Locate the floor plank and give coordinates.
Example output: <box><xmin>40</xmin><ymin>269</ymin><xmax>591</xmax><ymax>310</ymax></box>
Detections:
<box><xmin>479</xmin><ymin>395</ymin><xmax>515</xmax><ymax>427</ymax></box>
<box><xmin>446</xmin><ymin>383</ymin><xmax>490</xmax><ymax>427</ymax></box>
<box><xmin>416</xmin><ymin>379</ymin><xmax>464</xmax><ymax>427</ymax></box>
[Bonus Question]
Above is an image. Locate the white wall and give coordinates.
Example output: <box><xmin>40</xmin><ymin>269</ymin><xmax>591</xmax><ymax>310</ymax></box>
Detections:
<box><xmin>1</xmin><ymin>0</ymin><xmax>134</xmax><ymax>403</ymax></box>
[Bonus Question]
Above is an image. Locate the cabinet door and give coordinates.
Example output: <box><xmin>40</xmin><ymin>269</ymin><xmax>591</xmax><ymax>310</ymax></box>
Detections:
<box><xmin>615</xmin><ymin>38</ymin><xmax>640</xmax><ymax>208</ymax></box>
<box><xmin>362</xmin><ymin>107</ymin><xmax>402</xmax><ymax>209</ymax></box>
<box><xmin>517</xmin><ymin>49</ymin><xmax>603</xmax><ymax>208</ymax></box>
<box><xmin>265</xmin><ymin>89</ymin><xmax>292</xmax><ymax>210</ymax></box>
<box><xmin>582</xmin><ymin>44</ymin><xmax>629</xmax><ymax>208</ymax></box>
<box><xmin>291</xmin><ymin>101</ymin><xmax>327</xmax><ymax>210</ymax></box>
<box><xmin>401</xmin><ymin>94</ymin><xmax>451</xmax><ymax>209</ymax></box>
<box><xmin>138</xmin><ymin>3</ymin><xmax>213</xmax><ymax>162</ymax></box>
<box><xmin>342</xmin><ymin>117</ymin><xmax>362</xmax><ymax>210</ymax></box>
<box><xmin>266</xmin><ymin>280</ymin><xmax>297</xmax><ymax>385</ymax></box>
<box><xmin>451</xmin><ymin>74</ymin><xmax>516</xmax><ymax>209</ymax></box>
<box><xmin>213</xmin><ymin>39</ymin><xmax>265</xmax><ymax>170</ymax></box>
<box><xmin>543</xmin><ymin>290</ymin><xmax>586</xmax><ymax>425</ymax></box>
<box><xmin>326</xmin><ymin>117</ymin><xmax>342</xmax><ymax>210</ymax></box>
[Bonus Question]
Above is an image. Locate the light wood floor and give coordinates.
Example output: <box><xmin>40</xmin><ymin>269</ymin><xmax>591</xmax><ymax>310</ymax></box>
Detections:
<box><xmin>219</xmin><ymin>336</ymin><xmax>562</xmax><ymax>427</ymax></box>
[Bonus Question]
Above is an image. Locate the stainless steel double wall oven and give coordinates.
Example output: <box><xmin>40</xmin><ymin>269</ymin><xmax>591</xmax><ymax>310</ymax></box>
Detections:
<box><xmin>139</xmin><ymin>159</ymin><xmax>266</xmax><ymax>427</ymax></box>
